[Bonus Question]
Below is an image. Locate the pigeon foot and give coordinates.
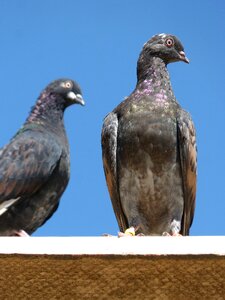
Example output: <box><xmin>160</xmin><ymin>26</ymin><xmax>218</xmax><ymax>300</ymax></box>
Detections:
<box><xmin>13</xmin><ymin>230</ymin><xmax>30</xmax><ymax>237</ymax></box>
<box><xmin>162</xmin><ymin>232</ymin><xmax>182</xmax><ymax>237</ymax></box>
<box><xmin>102</xmin><ymin>233</ymin><xmax>114</xmax><ymax>237</ymax></box>
<box><xmin>118</xmin><ymin>226</ymin><xmax>144</xmax><ymax>237</ymax></box>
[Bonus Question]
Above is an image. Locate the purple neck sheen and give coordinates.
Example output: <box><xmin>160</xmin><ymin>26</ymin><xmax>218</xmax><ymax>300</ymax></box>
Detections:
<box><xmin>26</xmin><ymin>91</ymin><xmax>65</xmax><ymax>125</ymax></box>
<box><xmin>133</xmin><ymin>56</ymin><xmax>173</xmax><ymax>100</ymax></box>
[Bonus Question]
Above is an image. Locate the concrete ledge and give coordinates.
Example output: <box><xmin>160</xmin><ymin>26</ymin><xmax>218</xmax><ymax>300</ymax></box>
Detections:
<box><xmin>0</xmin><ymin>237</ymin><xmax>225</xmax><ymax>299</ymax></box>
<box><xmin>0</xmin><ymin>236</ymin><xmax>225</xmax><ymax>255</ymax></box>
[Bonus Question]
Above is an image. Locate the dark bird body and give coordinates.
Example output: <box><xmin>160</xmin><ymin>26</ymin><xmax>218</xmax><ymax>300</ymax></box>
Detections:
<box><xmin>102</xmin><ymin>34</ymin><xmax>196</xmax><ymax>236</ymax></box>
<box><xmin>0</xmin><ymin>79</ymin><xmax>84</xmax><ymax>236</ymax></box>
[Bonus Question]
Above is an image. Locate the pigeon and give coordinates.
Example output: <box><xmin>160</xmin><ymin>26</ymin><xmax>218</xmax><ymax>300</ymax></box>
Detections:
<box><xmin>0</xmin><ymin>78</ymin><xmax>85</xmax><ymax>236</ymax></box>
<box><xmin>102</xmin><ymin>33</ymin><xmax>197</xmax><ymax>236</ymax></box>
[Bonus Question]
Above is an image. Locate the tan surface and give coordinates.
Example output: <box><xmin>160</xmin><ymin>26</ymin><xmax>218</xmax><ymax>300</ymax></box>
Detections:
<box><xmin>0</xmin><ymin>254</ymin><xmax>224</xmax><ymax>299</ymax></box>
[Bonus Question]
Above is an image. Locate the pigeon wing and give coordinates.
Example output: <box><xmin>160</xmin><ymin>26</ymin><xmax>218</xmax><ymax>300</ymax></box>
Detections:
<box><xmin>177</xmin><ymin>110</ymin><xmax>197</xmax><ymax>235</ymax></box>
<box><xmin>0</xmin><ymin>129</ymin><xmax>62</xmax><ymax>205</ymax></box>
<box><xmin>101</xmin><ymin>112</ymin><xmax>128</xmax><ymax>231</ymax></box>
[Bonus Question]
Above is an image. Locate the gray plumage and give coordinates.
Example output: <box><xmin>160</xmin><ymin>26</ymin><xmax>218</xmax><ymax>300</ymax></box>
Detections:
<box><xmin>102</xmin><ymin>34</ymin><xmax>196</xmax><ymax>236</ymax></box>
<box><xmin>0</xmin><ymin>78</ymin><xmax>84</xmax><ymax>236</ymax></box>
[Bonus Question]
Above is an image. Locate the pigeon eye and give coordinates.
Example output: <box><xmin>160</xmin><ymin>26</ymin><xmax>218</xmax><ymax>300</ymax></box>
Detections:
<box><xmin>165</xmin><ymin>38</ymin><xmax>174</xmax><ymax>48</ymax></box>
<box><xmin>64</xmin><ymin>81</ymin><xmax>72</xmax><ymax>88</ymax></box>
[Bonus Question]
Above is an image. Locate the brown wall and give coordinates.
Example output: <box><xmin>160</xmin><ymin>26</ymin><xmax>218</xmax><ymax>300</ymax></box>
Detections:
<box><xmin>0</xmin><ymin>254</ymin><xmax>224</xmax><ymax>299</ymax></box>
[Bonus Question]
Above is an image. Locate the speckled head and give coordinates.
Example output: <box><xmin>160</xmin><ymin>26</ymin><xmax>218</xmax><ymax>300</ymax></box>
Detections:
<box><xmin>142</xmin><ymin>33</ymin><xmax>189</xmax><ymax>65</ymax></box>
<box><xmin>27</xmin><ymin>78</ymin><xmax>85</xmax><ymax>124</ymax></box>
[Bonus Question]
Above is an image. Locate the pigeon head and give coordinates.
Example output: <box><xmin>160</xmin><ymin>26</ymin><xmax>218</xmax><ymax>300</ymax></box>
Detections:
<box><xmin>45</xmin><ymin>78</ymin><xmax>85</xmax><ymax>107</ymax></box>
<box><xmin>141</xmin><ymin>33</ymin><xmax>189</xmax><ymax>65</ymax></box>
<box><xmin>27</xmin><ymin>78</ymin><xmax>85</xmax><ymax>124</ymax></box>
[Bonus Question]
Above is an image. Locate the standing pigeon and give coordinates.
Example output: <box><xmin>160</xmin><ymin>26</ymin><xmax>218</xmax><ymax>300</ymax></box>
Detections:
<box><xmin>0</xmin><ymin>78</ymin><xmax>85</xmax><ymax>236</ymax></box>
<box><xmin>102</xmin><ymin>34</ymin><xmax>196</xmax><ymax>236</ymax></box>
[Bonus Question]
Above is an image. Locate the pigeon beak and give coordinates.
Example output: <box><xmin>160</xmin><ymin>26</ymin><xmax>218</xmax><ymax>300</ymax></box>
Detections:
<box><xmin>67</xmin><ymin>91</ymin><xmax>85</xmax><ymax>106</ymax></box>
<box><xmin>179</xmin><ymin>51</ymin><xmax>189</xmax><ymax>64</ymax></box>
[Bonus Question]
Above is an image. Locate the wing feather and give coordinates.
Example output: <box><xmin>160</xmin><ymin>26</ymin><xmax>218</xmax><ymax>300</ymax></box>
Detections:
<box><xmin>177</xmin><ymin>111</ymin><xmax>197</xmax><ymax>235</ymax></box>
<box><xmin>101</xmin><ymin>112</ymin><xmax>128</xmax><ymax>231</ymax></box>
<box><xmin>0</xmin><ymin>129</ymin><xmax>62</xmax><ymax>204</ymax></box>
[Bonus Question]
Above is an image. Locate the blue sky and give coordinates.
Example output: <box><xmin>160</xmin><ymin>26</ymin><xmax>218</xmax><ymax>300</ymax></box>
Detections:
<box><xmin>0</xmin><ymin>0</ymin><xmax>224</xmax><ymax>236</ymax></box>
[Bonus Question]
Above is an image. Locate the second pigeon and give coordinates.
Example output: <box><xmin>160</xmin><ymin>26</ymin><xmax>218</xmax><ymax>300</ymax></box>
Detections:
<box><xmin>102</xmin><ymin>33</ymin><xmax>197</xmax><ymax>236</ymax></box>
<box><xmin>0</xmin><ymin>78</ymin><xmax>84</xmax><ymax>236</ymax></box>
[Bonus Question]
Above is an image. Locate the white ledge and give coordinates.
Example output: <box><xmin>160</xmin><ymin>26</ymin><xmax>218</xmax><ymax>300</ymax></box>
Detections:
<box><xmin>0</xmin><ymin>236</ymin><xmax>225</xmax><ymax>255</ymax></box>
